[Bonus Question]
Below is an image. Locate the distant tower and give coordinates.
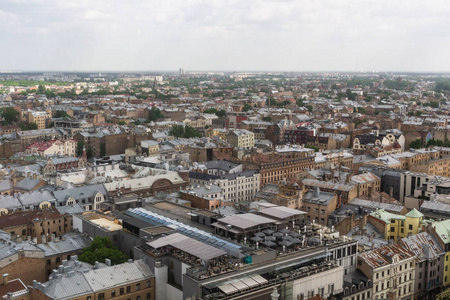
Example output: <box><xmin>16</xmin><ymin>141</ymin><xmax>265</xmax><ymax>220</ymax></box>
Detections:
<box><xmin>179</xmin><ymin>68</ymin><xmax>185</xmax><ymax>75</ymax></box>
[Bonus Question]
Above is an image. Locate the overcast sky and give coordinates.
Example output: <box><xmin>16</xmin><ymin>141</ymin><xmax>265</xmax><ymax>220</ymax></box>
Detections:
<box><xmin>1</xmin><ymin>0</ymin><xmax>449</xmax><ymax>72</ymax></box>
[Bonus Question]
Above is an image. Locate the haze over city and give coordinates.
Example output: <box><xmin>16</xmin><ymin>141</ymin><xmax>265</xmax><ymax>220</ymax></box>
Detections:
<box><xmin>1</xmin><ymin>0</ymin><xmax>450</xmax><ymax>72</ymax></box>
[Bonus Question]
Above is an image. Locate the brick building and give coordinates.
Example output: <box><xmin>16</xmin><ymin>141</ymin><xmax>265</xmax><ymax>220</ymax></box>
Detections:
<box><xmin>0</xmin><ymin>208</ymin><xmax>72</xmax><ymax>244</ymax></box>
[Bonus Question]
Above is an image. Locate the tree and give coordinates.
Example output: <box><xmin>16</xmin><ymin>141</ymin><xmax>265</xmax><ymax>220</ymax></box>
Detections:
<box><xmin>118</xmin><ymin>121</ymin><xmax>127</xmax><ymax>125</ymax></box>
<box><xmin>17</xmin><ymin>122</ymin><xmax>38</xmax><ymax>130</ymax></box>
<box><xmin>76</xmin><ymin>140</ymin><xmax>85</xmax><ymax>157</ymax></box>
<box><xmin>37</xmin><ymin>84</ymin><xmax>46</xmax><ymax>94</ymax></box>
<box><xmin>54</xmin><ymin>110</ymin><xmax>70</xmax><ymax>119</ymax></box>
<box><xmin>100</xmin><ymin>143</ymin><xmax>106</xmax><ymax>157</ymax></box>
<box><xmin>243</xmin><ymin>104</ymin><xmax>252</xmax><ymax>112</ymax></box>
<box><xmin>262</xmin><ymin>116</ymin><xmax>272</xmax><ymax>122</ymax></box>
<box><xmin>148</xmin><ymin>107</ymin><xmax>164</xmax><ymax>122</ymax></box>
<box><xmin>0</xmin><ymin>107</ymin><xmax>19</xmax><ymax>124</ymax></box>
<box><xmin>78</xmin><ymin>237</ymin><xmax>128</xmax><ymax>266</ymax></box>
<box><xmin>357</xmin><ymin>107</ymin><xmax>366</xmax><ymax>114</ymax></box>
<box><xmin>305</xmin><ymin>145</ymin><xmax>320</xmax><ymax>152</ymax></box>
<box><xmin>437</xmin><ymin>289</ymin><xmax>450</xmax><ymax>300</ymax></box>
<box><xmin>408</xmin><ymin>111</ymin><xmax>415</xmax><ymax>116</ymax></box>
<box><xmin>86</xmin><ymin>146</ymin><xmax>94</xmax><ymax>158</ymax></box>
<box><xmin>169</xmin><ymin>124</ymin><xmax>201</xmax><ymax>138</ymax></box>
<box><xmin>409</xmin><ymin>139</ymin><xmax>422</xmax><ymax>149</ymax></box>
<box><xmin>306</xmin><ymin>105</ymin><xmax>313</xmax><ymax>113</ymax></box>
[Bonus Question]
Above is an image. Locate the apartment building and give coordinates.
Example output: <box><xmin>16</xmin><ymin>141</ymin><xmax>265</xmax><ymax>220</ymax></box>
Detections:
<box><xmin>30</xmin><ymin>258</ymin><xmax>155</xmax><ymax>300</ymax></box>
<box><xmin>400</xmin><ymin>232</ymin><xmax>445</xmax><ymax>299</ymax></box>
<box><xmin>21</xmin><ymin>110</ymin><xmax>52</xmax><ymax>129</ymax></box>
<box><xmin>358</xmin><ymin>244</ymin><xmax>415</xmax><ymax>300</ymax></box>
<box><xmin>227</xmin><ymin>129</ymin><xmax>254</xmax><ymax>149</ymax></box>
<box><xmin>26</xmin><ymin>139</ymin><xmax>77</xmax><ymax>157</ymax></box>
<box><xmin>189</xmin><ymin>170</ymin><xmax>260</xmax><ymax>203</ymax></box>
<box><xmin>368</xmin><ymin>208</ymin><xmax>424</xmax><ymax>242</ymax></box>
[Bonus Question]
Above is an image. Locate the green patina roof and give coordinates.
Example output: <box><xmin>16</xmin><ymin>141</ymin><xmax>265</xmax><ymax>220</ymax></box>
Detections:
<box><xmin>432</xmin><ymin>219</ymin><xmax>450</xmax><ymax>244</ymax></box>
<box><xmin>405</xmin><ymin>208</ymin><xmax>424</xmax><ymax>218</ymax></box>
<box><xmin>370</xmin><ymin>209</ymin><xmax>405</xmax><ymax>223</ymax></box>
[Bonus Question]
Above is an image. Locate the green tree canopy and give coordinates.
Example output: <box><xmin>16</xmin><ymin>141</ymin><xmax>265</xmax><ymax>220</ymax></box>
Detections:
<box><xmin>169</xmin><ymin>124</ymin><xmax>202</xmax><ymax>138</ymax></box>
<box><xmin>37</xmin><ymin>84</ymin><xmax>46</xmax><ymax>94</ymax></box>
<box><xmin>54</xmin><ymin>110</ymin><xmax>70</xmax><ymax>119</ymax></box>
<box><xmin>243</xmin><ymin>103</ymin><xmax>252</xmax><ymax>112</ymax></box>
<box><xmin>76</xmin><ymin>140</ymin><xmax>85</xmax><ymax>157</ymax></box>
<box><xmin>148</xmin><ymin>106</ymin><xmax>164</xmax><ymax>122</ymax></box>
<box><xmin>86</xmin><ymin>146</ymin><xmax>94</xmax><ymax>158</ymax></box>
<box><xmin>409</xmin><ymin>139</ymin><xmax>422</xmax><ymax>149</ymax></box>
<box><xmin>203</xmin><ymin>108</ymin><xmax>226</xmax><ymax>118</ymax></box>
<box><xmin>17</xmin><ymin>122</ymin><xmax>38</xmax><ymax>130</ymax></box>
<box><xmin>0</xmin><ymin>107</ymin><xmax>19</xmax><ymax>124</ymax></box>
<box><xmin>262</xmin><ymin>116</ymin><xmax>272</xmax><ymax>122</ymax></box>
<box><xmin>437</xmin><ymin>289</ymin><xmax>450</xmax><ymax>300</ymax></box>
<box><xmin>78</xmin><ymin>237</ymin><xmax>128</xmax><ymax>266</ymax></box>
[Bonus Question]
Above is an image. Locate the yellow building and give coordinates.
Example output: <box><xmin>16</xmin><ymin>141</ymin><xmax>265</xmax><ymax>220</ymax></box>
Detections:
<box><xmin>368</xmin><ymin>208</ymin><xmax>424</xmax><ymax>241</ymax></box>
<box><xmin>205</xmin><ymin>127</ymin><xmax>228</xmax><ymax>139</ymax></box>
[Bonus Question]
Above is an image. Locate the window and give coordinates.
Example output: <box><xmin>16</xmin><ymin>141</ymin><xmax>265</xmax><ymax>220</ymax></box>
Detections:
<box><xmin>137</xmin><ymin>297</ymin><xmax>141</xmax><ymax>300</ymax></box>
<box><xmin>56</xmin><ymin>257</ymin><xmax>61</xmax><ymax>263</ymax></box>
<box><xmin>390</xmin><ymin>227</ymin><xmax>395</xmax><ymax>232</ymax></box>
<box><xmin>111</xmin><ymin>290</ymin><xmax>116</xmax><ymax>297</ymax></box>
<box><xmin>328</xmin><ymin>284</ymin><xmax>334</xmax><ymax>295</ymax></box>
<box><xmin>126</xmin><ymin>286</ymin><xmax>131</xmax><ymax>293</ymax></box>
<box><xmin>147</xmin><ymin>293</ymin><xmax>152</xmax><ymax>300</ymax></box>
<box><xmin>98</xmin><ymin>294</ymin><xmax>105</xmax><ymax>300</ymax></box>
<box><xmin>136</xmin><ymin>283</ymin><xmax>141</xmax><ymax>291</ymax></box>
<box><xmin>409</xmin><ymin>224</ymin><xmax>413</xmax><ymax>230</ymax></box>
<box><xmin>120</xmin><ymin>288</ymin><xmax>124</xmax><ymax>295</ymax></box>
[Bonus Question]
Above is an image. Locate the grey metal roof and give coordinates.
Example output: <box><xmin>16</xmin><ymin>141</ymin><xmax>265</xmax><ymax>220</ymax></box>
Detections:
<box><xmin>18</xmin><ymin>190</ymin><xmax>56</xmax><ymax>207</ymax></box>
<box><xmin>15</xmin><ymin>177</ymin><xmax>43</xmax><ymax>191</ymax></box>
<box><xmin>36</xmin><ymin>233</ymin><xmax>91</xmax><ymax>256</ymax></box>
<box><xmin>43</xmin><ymin>260</ymin><xmax>153</xmax><ymax>300</ymax></box>
<box><xmin>216</xmin><ymin>213</ymin><xmax>276</xmax><ymax>230</ymax></box>
<box><xmin>84</xmin><ymin>260</ymin><xmax>153</xmax><ymax>292</ymax></box>
<box><xmin>147</xmin><ymin>232</ymin><xmax>226</xmax><ymax>261</ymax></box>
<box><xmin>0</xmin><ymin>195</ymin><xmax>22</xmax><ymax>210</ymax></box>
<box><xmin>259</xmin><ymin>206</ymin><xmax>306</xmax><ymax>220</ymax></box>
<box><xmin>53</xmin><ymin>184</ymin><xmax>108</xmax><ymax>204</ymax></box>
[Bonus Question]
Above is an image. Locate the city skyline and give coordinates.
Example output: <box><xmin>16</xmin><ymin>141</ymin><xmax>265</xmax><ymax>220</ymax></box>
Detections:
<box><xmin>1</xmin><ymin>0</ymin><xmax>450</xmax><ymax>72</ymax></box>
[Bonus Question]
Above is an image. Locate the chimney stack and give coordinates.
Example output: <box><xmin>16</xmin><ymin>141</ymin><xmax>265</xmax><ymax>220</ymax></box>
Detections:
<box><xmin>2</xmin><ymin>274</ymin><xmax>8</xmax><ymax>285</ymax></box>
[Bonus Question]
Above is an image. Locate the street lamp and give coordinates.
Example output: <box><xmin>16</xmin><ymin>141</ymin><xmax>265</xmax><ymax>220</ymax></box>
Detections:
<box><xmin>270</xmin><ymin>286</ymin><xmax>280</xmax><ymax>300</ymax></box>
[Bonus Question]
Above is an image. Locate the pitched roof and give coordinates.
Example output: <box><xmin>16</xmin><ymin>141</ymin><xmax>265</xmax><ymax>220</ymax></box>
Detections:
<box><xmin>405</xmin><ymin>208</ymin><xmax>424</xmax><ymax>218</ymax></box>
<box><xmin>0</xmin><ymin>208</ymin><xmax>65</xmax><ymax>229</ymax></box>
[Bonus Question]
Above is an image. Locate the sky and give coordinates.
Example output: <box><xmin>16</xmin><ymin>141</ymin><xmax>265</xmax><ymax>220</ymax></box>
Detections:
<box><xmin>1</xmin><ymin>0</ymin><xmax>450</xmax><ymax>72</ymax></box>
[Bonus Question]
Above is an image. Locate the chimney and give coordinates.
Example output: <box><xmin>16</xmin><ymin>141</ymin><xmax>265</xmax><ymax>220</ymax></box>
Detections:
<box><xmin>105</xmin><ymin>259</ymin><xmax>111</xmax><ymax>266</ymax></box>
<box><xmin>2</xmin><ymin>274</ymin><xmax>8</xmax><ymax>285</ymax></box>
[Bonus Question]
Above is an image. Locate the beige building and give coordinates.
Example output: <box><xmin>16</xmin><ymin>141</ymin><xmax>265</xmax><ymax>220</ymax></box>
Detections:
<box><xmin>227</xmin><ymin>129</ymin><xmax>254</xmax><ymax>149</ymax></box>
<box><xmin>26</xmin><ymin>139</ymin><xmax>77</xmax><ymax>157</ymax></box>
<box><xmin>21</xmin><ymin>110</ymin><xmax>52</xmax><ymax>129</ymax></box>
<box><xmin>358</xmin><ymin>244</ymin><xmax>415</xmax><ymax>300</ymax></box>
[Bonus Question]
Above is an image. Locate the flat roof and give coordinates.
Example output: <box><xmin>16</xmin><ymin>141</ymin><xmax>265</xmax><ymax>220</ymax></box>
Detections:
<box><xmin>147</xmin><ymin>232</ymin><xmax>226</xmax><ymax>261</ymax></box>
<box><xmin>259</xmin><ymin>206</ymin><xmax>307</xmax><ymax>220</ymax></box>
<box><xmin>215</xmin><ymin>213</ymin><xmax>276</xmax><ymax>230</ymax></box>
